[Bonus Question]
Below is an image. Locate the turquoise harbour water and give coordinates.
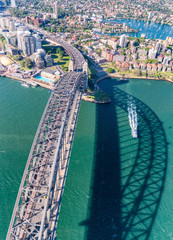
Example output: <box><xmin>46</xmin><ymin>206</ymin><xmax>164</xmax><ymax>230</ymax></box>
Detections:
<box><xmin>1</xmin><ymin>76</ymin><xmax>173</xmax><ymax>240</ymax></box>
<box><xmin>56</xmin><ymin>78</ymin><xmax>173</xmax><ymax>240</ymax></box>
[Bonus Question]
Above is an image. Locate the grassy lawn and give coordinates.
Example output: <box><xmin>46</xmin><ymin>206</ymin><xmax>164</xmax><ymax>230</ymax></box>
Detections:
<box><xmin>53</xmin><ymin>55</ymin><xmax>70</xmax><ymax>72</ymax></box>
<box><xmin>42</xmin><ymin>41</ymin><xmax>70</xmax><ymax>72</ymax></box>
<box><xmin>87</xmin><ymin>88</ymin><xmax>110</xmax><ymax>102</ymax></box>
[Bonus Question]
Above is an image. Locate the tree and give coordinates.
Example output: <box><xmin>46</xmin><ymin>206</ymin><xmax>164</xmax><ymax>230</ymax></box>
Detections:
<box><xmin>134</xmin><ymin>38</ymin><xmax>140</xmax><ymax>46</ymax></box>
<box><xmin>107</xmin><ymin>67</ymin><xmax>114</xmax><ymax>73</ymax></box>
<box><xmin>20</xmin><ymin>58</ymin><xmax>33</xmax><ymax>69</ymax></box>
<box><xmin>56</xmin><ymin>47</ymin><xmax>64</xmax><ymax>59</ymax></box>
<box><xmin>14</xmin><ymin>55</ymin><xmax>23</xmax><ymax>61</ymax></box>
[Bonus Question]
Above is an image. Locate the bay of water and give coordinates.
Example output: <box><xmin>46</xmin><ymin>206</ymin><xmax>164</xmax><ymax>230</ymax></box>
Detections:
<box><xmin>106</xmin><ymin>18</ymin><xmax>173</xmax><ymax>40</ymax></box>
<box><xmin>1</xmin><ymin>76</ymin><xmax>173</xmax><ymax>240</ymax></box>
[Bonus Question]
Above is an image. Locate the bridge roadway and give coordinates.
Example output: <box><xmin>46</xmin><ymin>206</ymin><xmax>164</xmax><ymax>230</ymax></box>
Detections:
<box><xmin>45</xmin><ymin>37</ymin><xmax>85</xmax><ymax>71</ymax></box>
<box><xmin>6</xmin><ymin>72</ymin><xmax>87</xmax><ymax>238</ymax></box>
<box><xmin>23</xmin><ymin>22</ymin><xmax>85</xmax><ymax>72</ymax></box>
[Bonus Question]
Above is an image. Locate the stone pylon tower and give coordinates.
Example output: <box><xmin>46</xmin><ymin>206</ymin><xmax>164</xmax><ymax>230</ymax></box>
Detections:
<box><xmin>68</xmin><ymin>59</ymin><xmax>74</xmax><ymax>72</ymax></box>
<box><xmin>11</xmin><ymin>0</ymin><xmax>16</xmax><ymax>8</ymax></box>
<box><xmin>83</xmin><ymin>60</ymin><xmax>88</xmax><ymax>88</ymax></box>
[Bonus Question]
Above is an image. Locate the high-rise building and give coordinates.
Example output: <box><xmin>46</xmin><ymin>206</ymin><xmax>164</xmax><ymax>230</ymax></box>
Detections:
<box><xmin>33</xmin><ymin>34</ymin><xmax>42</xmax><ymax>51</ymax></box>
<box><xmin>17</xmin><ymin>27</ymin><xmax>28</xmax><ymax>49</ymax></box>
<box><xmin>119</xmin><ymin>34</ymin><xmax>127</xmax><ymax>48</ymax></box>
<box><xmin>22</xmin><ymin>33</ymin><xmax>35</xmax><ymax>56</ymax></box>
<box><xmin>148</xmin><ymin>48</ymin><xmax>157</xmax><ymax>59</ymax></box>
<box><xmin>7</xmin><ymin>34</ymin><xmax>17</xmax><ymax>46</ymax></box>
<box><xmin>11</xmin><ymin>0</ymin><xmax>16</xmax><ymax>8</ymax></box>
<box><xmin>53</xmin><ymin>2</ymin><xmax>58</xmax><ymax>19</ymax></box>
<box><xmin>156</xmin><ymin>41</ymin><xmax>161</xmax><ymax>52</ymax></box>
<box><xmin>9</xmin><ymin>21</ymin><xmax>16</xmax><ymax>31</ymax></box>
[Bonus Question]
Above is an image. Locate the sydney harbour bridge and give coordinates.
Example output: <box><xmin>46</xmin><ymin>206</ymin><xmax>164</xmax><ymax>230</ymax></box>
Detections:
<box><xmin>6</xmin><ymin>31</ymin><xmax>88</xmax><ymax>239</ymax></box>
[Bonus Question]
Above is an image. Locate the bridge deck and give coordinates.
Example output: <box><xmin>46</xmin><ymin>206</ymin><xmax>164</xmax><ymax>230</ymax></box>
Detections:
<box><xmin>6</xmin><ymin>72</ymin><xmax>86</xmax><ymax>240</ymax></box>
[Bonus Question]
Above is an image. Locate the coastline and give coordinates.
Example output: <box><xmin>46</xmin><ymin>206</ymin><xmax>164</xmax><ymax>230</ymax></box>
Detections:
<box><xmin>0</xmin><ymin>74</ymin><xmax>54</xmax><ymax>90</ymax></box>
<box><xmin>109</xmin><ymin>72</ymin><xmax>173</xmax><ymax>84</ymax></box>
<box><xmin>82</xmin><ymin>72</ymin><xmax>173</xmax><ymax>104</ymax></box>
<box><xmin>110</xmin><ymin>17</ymin><xmax>173</xmax><ymax>27</ymax></box>
<box><xmin>82</xmin><ymin>75</ymin><xmax>111</xmax><ymax>104</ymax></box>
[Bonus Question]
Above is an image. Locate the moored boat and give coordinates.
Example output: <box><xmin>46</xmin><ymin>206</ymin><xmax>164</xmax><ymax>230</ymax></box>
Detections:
<box><xmin>30</xmin><ymin>82</ymin><xmax>38</xmax><ymax>88</ymax></box>
<box><xmin>21</xmin><ymin>82</ymin><xmax>30</xmax><ymax>88</ymax></box>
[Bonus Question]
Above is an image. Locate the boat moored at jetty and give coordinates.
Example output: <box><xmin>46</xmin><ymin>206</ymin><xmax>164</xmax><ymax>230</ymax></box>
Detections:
<box><xmin>21</xmin><ymin>82</ymin><xmax>30</xmax><ymax>88</ymax></box>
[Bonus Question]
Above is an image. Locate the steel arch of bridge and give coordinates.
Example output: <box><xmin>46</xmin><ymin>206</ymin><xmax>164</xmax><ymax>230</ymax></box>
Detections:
<box><xmin>6</xmin><ymin>71</ymin><xmax>87</xmax><ymax>240</ymax></box>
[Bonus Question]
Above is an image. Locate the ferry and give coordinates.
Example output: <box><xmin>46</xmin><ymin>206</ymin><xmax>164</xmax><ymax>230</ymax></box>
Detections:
<box><xmin>128</xmin><ymin>100</ymin><xmax>138</xmax><ymax>138</ymax></box>
<box><xmin>21</xmin><ymin>82</ymin><xmax>30</xmax><ymax>88</ymax></box>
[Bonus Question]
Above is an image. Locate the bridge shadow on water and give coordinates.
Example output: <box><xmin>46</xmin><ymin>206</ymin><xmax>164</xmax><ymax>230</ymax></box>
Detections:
<box><xmin>79</xmin><ymin>79</ymin><xmax>168</xmax><ymax>240</ymax></box>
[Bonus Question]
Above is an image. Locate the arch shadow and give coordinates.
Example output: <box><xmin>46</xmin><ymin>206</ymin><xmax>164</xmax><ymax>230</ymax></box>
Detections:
<box><xmin>80</xmin><ymin>79</ymin><xmax>168</xmax><ymax>240</ymax></box>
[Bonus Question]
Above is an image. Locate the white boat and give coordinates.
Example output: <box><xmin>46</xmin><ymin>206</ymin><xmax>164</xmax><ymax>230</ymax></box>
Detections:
<box><xmin>30</xmin><ymin>82</ymin><xmax>38</xmax><ymax>88</ymax></box>
<box><xmin>21</xmin><ymin>82</ymin><xmax>30</xmax><ymax>88</ymax></box>
<box><xmin>128</xmin><ymin>99</ymin><xmax>138</xmax><ymax>138</ymax></box>
<box><xmin>120</xmin><ymin>77</ymin><xmax>128</xmax><ymax>81</ymax></box>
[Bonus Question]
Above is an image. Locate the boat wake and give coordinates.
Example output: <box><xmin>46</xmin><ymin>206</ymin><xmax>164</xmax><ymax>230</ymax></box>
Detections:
<box><xmin>127</xmin><ymin>96</ymin><xmax>138</xmax><ymax>138</ymax></box>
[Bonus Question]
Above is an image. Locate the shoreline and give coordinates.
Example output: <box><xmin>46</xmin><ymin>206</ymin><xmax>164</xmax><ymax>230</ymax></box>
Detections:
<box><xmin>82</xmin><ymin>75</ymin><xmax>111</xmax><ymax>104</ymax></box>
<box><xmin>108</xmin><ymin>17</ymin><xmax>173</xmax><ymax>27</ymax></box>
<box><xmin>0</xmin><ymin>74</ymin><xmax>54</xmax><ymax>90</ymax></box>
<box><xmin>109</xmin><ymin>73</ymin><xmax>173</xmax><ymax>84</ymax></box>
<box><xmin>82</xmin><ymin>73</ymin><xmax>173</xmax><ymax>104</ymax></box>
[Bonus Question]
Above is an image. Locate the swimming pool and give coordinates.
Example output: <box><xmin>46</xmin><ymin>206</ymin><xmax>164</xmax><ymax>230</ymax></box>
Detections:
<box><xmin>35</xmin><ymin>75</ymin><xmax>54</xmax><ymax>83</ymax></box>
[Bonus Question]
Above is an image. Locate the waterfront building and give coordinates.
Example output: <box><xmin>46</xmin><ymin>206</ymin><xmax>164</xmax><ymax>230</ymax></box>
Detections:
<box><xmin>166</xmin><ymin>36</ymin><xmax>173</xmax><ymax>45</ymax></box>
<box><xmin>158</xmin><ymin>63</ymin><xmax>163</xmax><ymax>71</ymax></box>
<box><xmin>41</xmin><ymin>68</ymin><xmax>56</xmax><ymax>79</ymax></box>
<box><xmin>163</xmin><ymin>56</ymin><xmax>171</xmax><ymax>66</ymax></box>
<box><xmin>141</xmin><ymin>63</ymin><xmax>147</xmax><ymax>70</ymax></box>
<box><xmin>119</xmin><ymin>34</ymin><xmax>127</xmax><ymax>48</ymax></box>
<box><xmin>134</xmin><ymin>62</ymin><xmax>140</xmax><ymax>69</ymax></box>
